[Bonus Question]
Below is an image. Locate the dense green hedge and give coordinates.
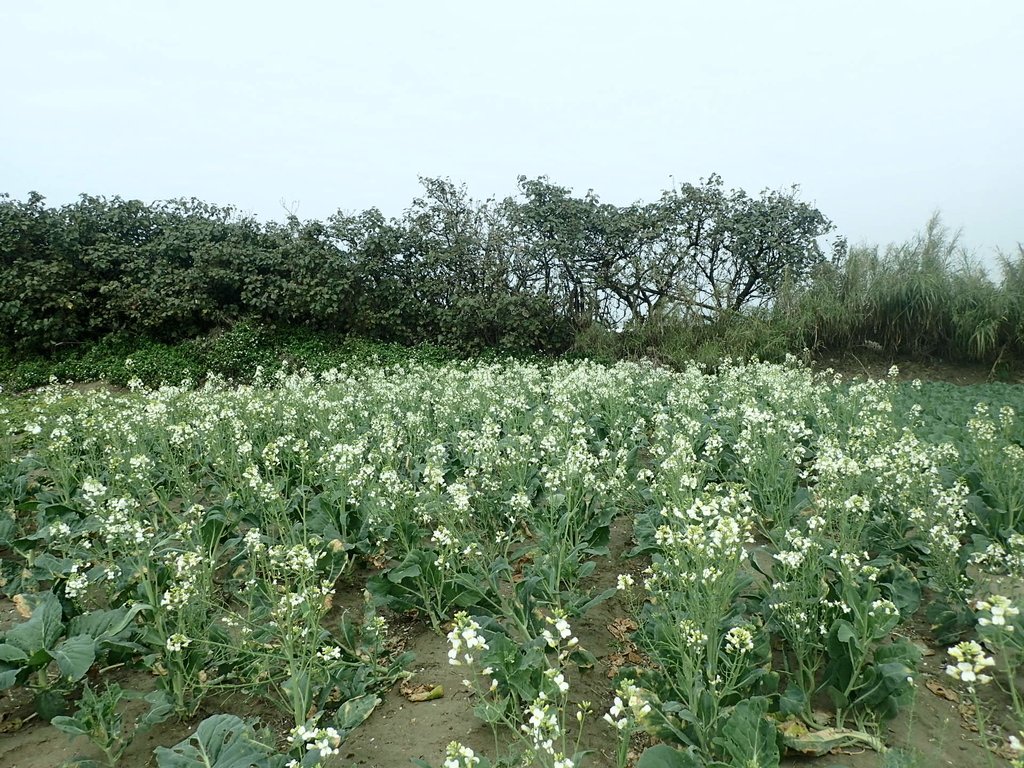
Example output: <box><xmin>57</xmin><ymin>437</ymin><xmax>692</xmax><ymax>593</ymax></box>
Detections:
<box><xmin>2</xmin><ymin>181</ymin><xmax>1021</xmax><ymax>381</ymax></box>
<box><xmin>0</xmin><ymin>176</ymin><xmax>831</xmax><ymax>355</ymax></box>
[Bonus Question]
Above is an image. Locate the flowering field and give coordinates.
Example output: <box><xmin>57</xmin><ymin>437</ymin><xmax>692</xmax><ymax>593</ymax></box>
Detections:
<box><xmin>2</xmin><ymin>359</ymin><xmax>1024</xmax><ymax>768</ymax></box>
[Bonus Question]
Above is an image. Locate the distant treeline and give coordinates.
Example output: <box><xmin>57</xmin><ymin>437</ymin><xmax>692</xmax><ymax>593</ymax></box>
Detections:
<box><xmin>1</xmin><ymin>178</ymin><xmax>1022</xmax><ymax>367</ymax></box>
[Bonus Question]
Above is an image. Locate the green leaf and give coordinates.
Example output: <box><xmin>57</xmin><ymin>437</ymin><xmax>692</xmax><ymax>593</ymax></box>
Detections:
<box><xmin>3</xmin><ymin>592</ymin><xmax>64</xmax><ymax>653</ymax></box>
<box><xmin>282</xmin><ymin>672</ymin><xmax>312</xmax><ymax>725</ymax></box>
<box><xmin>50</xmin><ymin>715</ymin><xmax>90</xmax><ymax>736</ymax></box>
<box><xmin>637</xmin><ymin>744</ymin><xmax>706</xmax><ymax>768</ymax></box>
<box><xmin>387</xmin><ymin>561</ymin><xmax>421</xmax><ymax>582</ymax></box>
<box><xmin>577</xmin><ymin>586</ymin><xmax>617</xmax><ymax>615</ymax></box>
<box><xmin>779</xmin><ymin>724</ymin><xmax>885</xmax><ymax>756</ymax></box>
<box><xmin>713</xmin><ymin>697</ymin><xmax>780</xmax><ymax>768</ymax></box>
<box><xmin>32</xmin><ymin>553</ymin><xmax>72</xmax><ymax>579</ymax></box>
<box><xmin>778</xmin><ymin>683</ymin><xmax>806</xmax><ymax>717</ymax></box>
<box><xmin>136</xmin><ymin>689</ymin><xmax>175</xmax><ymax>731</ymax></box>
<box><xmin>835</xmin><ymin>620</ymin><xmax>857</xmax><ymax>646</ymax></box>
<box><xmin>333</xmin><ymin>694</ymin><xmax>379</xmax><ymax>735</ymax></box>
<box><xmin>0</xmin><ymin>643</ymin><xmax>29</xmax><ymax>663</ymax></box>
<box><xmin>52</xmin><ymin>634</ymin><xmax>96</xmax><ymax>682</ymax></box>
<box><xmin>883</xmin><ymin>563</ymin><xmax>921</xmax><ymax>617</ymax></box>
<box><xmin>36</xmin><ymin>689</ymin><xmax>67</xmax><ymax>719</ymax></box>
<box><xmin>200</xmin><ymin>513</ymin><xmax>229</xmax><ymax>555</ymax></box>
<box><xmin>67</xmin><ymin>604</ymin><xmax>147</xmax><ymax>642</ymax></box>
<box><xmin>154</xmin><ymin>714</ymin><xmax>285</xmax><ymax>768</ymax></box>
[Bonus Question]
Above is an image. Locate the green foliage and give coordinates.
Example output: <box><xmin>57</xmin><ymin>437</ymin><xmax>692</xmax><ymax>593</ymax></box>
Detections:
<box><xmin>4</xmin><ymin>184</ymin><xmax>1018</xmax><ymax>375</ymax></box>
<box><xmin>51</xmin><ymin>682</ymin><xmax>131</xmax><ymax>767</ymax></box>
<box><xmin>637</xmin><ymin>744</ymin><xmax>709</xmax><ymax>768</ymax></box>
<box><xmin>0</xmin><ymin>593</ymin><xmax>144</xmax><ymax>716</ymax></box>
<box><xmin>0</xmin><ymin>176</ymin><xmax>829</xmax><ymax>360</ymax></box>
<box><xmin>777</xmin><ymin>215</ymin><xmax>1023</xmax><ymax>365</ymax></box>
<box><xmin>153</xmin><ymin>714</ymin><xmax>287</xmax><ymax>768</ymax></box>
<box><xmin>712</xmin><ymin>698</ymin><xmax>780</xmax><ymax>768</ymax></box>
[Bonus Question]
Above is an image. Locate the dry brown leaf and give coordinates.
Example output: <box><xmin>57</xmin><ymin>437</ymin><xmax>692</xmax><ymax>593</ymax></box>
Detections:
<box><xmin>606</xmin><ymin>652</ymin><xmax>628</xmax><ymax>678</ymax></box>
<box><xmin>607</xmin><ymin>617</ymin><xmax>638</xmax><ymax>643</ymax></box>
<box><xmin>12</xmin><ymin>594</ymin><xmax>31</xmax><ymax>619</ymax></box>
<box><xmin>925</xmin><ymin>679</ymin><xmax>959</xmax><ymax>703</ymax></box>
<box><xmin>958</xmin><ymin>701</ymin><xmax>978</xmax><ymax>730</ymax></box>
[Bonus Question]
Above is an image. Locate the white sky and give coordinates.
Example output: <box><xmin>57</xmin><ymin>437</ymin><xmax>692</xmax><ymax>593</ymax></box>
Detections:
<box><xmin>3</xmin><ymin>1</ymin><xmax>1022</xmax><ymax>264</ymax></box>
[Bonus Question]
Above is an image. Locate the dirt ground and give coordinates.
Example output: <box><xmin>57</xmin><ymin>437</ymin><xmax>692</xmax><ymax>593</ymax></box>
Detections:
<box><xmin>1</xmin><ymin>517</ymin><xmax>1011</xmax><ymax>768</ymax></box>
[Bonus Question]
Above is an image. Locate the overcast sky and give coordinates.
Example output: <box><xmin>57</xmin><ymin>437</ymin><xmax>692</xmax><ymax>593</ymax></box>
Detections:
<box><xmin>3</xmin><ymin>1</ymin><xmax>1022</xmax><ymax>263</ymax></box>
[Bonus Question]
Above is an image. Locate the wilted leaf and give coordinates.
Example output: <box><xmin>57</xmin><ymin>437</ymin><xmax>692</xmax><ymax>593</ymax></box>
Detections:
<box><xmin>400</xmin><ymin>681</ymin><xmax>444</xmax><ymax>702</ymax></box>
<box><xmin>780</xmin><ymin>725</ymin><xmax>885</xmax><ymax>756</ymax></box>
<box><xmin>924</xmin><ymin>679</ymin><xmax>958</xmax><ymax>703</ymax></box>
<box><xmin>607</xmin><ymin>617</ymin><xmax>638</xmax><ymax>642</ymax></box>
<box><xmin>0</xmin><ymin>712</ymin><xmax>23</xmax><ymax>733</ymax></box>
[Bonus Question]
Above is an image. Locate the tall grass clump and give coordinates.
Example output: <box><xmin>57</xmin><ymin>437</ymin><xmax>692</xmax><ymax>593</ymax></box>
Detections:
<box><xmin>778</xmin><ymin>215</ymin><xmax>1021</xmax><ymax>365</ymax></box>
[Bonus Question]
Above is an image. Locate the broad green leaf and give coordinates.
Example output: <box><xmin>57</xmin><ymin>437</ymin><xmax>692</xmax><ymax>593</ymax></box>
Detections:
<box><xmin>387</xmin><ymin>561</ymin><xmax>422</xmax><ymax>583</ymax></box>
<box><xmin>884</xmin><ymin>563</ymin><xmax>921</xmax><ymax>617</ymax></box>
<box><xmin>0</xmin><ymin>643</ymin><xmax>28</xmax><ymax>663</ymax></box>
<box><xmin>282</xmin><ymin>672</ymin><xmax>312</xmax><ymax>725</ymax></box>
<box><xmin>35</xmin><ymin>689</ymin><xmax>67</xmax><ymax>719</ymax></box>
<box><xmin>0</xmin><ymin>669</ymin><xmax>19</xmax><ymax>689</ymax></box>
<box><xmin>154</xmin><ymin>714</ymin><xmax>285</xmax><ymax>768</ymax></box>
<box><xmin>333</xmin><ymin>694</ymin><xmax>379</xmax><ymax>734</ymax></box>
<box><xmin>3</xmin><ymin>592</ymin><xmax>65</xmax><ymax>653</ymax></box>
<box><xmin>50</xmin><ymin>715</ymin><xmax>90</xmax><ymax>736</ymax></box>
<box><xmin>67</xmin><ymin>604</ymin><xmax>147</xmax><ymax>641</ymax></box>
<box><xmin>577</xmin><ymin>586</ymin><xmax>616</xmax><ymax>615</ymax></box>
<box><xmin>135</xmin><ymin>689</ymin><xmax>175</xmax><ymax>731</ymax></box>
<box><xmin>780</xmin><ymin>724</ymin><xmax>885</xmax><ymax>756</ymax></box>
<box><xmin>32</xmin><ymin>553</ymin><xmax>72</xmax><ymax>579</ymax></box>
<box><xmin>713</xmin><ymin>697</ymin><xmax>779</xmax><ymax>768</ymax></box>
<box><xmin>52</xmin><ymin>634</ymin><xmax>97</xmax><ymax>682</ymax></box>
<box><xmin>636</xmin><ymin>744</ymin><xmax>706</xmax><ymax>768</ymax></box>
<box><xmin>835</xmin><ymin>620</ymin><xmax>857</xmax><ymax>646</ymax></box>
<box><xmin>778</xmin><ymin>683</ymin><xmax>806</xmax><ymax>716</ymax></box>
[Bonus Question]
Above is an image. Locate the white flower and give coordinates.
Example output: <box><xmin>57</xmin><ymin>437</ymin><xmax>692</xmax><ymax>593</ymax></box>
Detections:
<box><xmin>447</xmin><ymin>612</ymin><xmax>488</xmax><ymax>666</ymax></box>
<box><xmin>442</xmin><ymin>740</ymin><xmax>480</xmax><ymax>768</ymax></box>
<box><xmin>976</xmin><ymin>595</ymin><xmax>1019</xmax><ymax>629</ymax></box>
<box><xmin>945</xmin><ymin>641</ymin><xmax>995</xmax><ymax>686</ymax></box>
<box><xmin>724</xmin><ymin>626</ymin><xmax>754</xmax><ymax>654</ymax></box>
<box><xmin>616</xmin><ymin>573</ymin><xmax>634</xmax><ymax>591</ymax></box>
<box><xmin>545</xmin><ymin>669</ymin><xmax>570</xmax><ymax>694</ymax></box>
<box><xmin>868</xmin><ymin>599</ymin><xmax>899</xmax><ymax>619</ymax></box>
<box><xmin>317</xmin><ymin>645</ymin><xmax>342</xmax><ymax>661</ymax></box>
<box><xmin>166</xmin><ymin>633</ymin><xmax>192</xmax><ymax>653</ymax></box>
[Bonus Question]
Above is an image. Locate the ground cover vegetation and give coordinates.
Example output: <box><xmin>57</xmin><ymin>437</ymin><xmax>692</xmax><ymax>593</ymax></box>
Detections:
<box><xmin>3</xmin><ymin>357</ymin><xmax>1024</xmax><ymax>767</ymax></box>
<box><xmin>3</xmin><ymin>177</ymin><xmax>1023</xmax><ymax>390</ymax></box>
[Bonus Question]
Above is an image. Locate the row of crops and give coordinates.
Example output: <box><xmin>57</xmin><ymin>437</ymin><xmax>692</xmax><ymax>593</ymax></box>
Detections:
<box><xmin>1</xmin><ymin>358</ymin><xmax>1023</xmax><ymax>767</ymax></box>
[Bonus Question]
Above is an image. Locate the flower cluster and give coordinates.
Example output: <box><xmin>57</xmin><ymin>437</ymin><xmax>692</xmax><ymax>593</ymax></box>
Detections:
<box><xmin>945</xmin><ymin>641</ymin><xmax>995</xmax><ymax>687</ymax></box>
<box><xmin>288</xmin><ymin>722</ymin><xmax>342</xmax><ymax>758</ymax></box>
<box><xmin>724</xmin><ymin>626</ymin><xmax>755</xmax><ymax>654</ymax></box>
<box><xmin>541</xmin><ymin>610</ymin><xmax>580</xmax><ymax>660</ymax></box>
<box><xmin>166</xmin><ymin>633</ymin><xmax>192</xmax><ymax>653</ymax></box>
<box><xmin>447</xmin><ymin>612</ymin><xmax>489</xmax><ymax>666</ymax></box>
<box><xmin>976</xmin><ymin>595</ymin><xmax>1019</xmax><ymax>629</ymax></box>
<box><xmin>603</xmin><ymin>679</ymin><xmax>651</xmax><ymax>730</ymax></box>
<box><xmin>520</xmin><ymin>694</ymin><xmax>574</xmax><ymax>767</ymax></box>
<box><xmin>442</xmin><ymin>741</ymin><xmax>480</xmax><ymax>768</ymax></box>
